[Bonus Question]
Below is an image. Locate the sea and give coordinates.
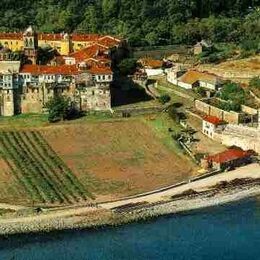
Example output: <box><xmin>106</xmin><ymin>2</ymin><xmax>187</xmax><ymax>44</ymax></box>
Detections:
<box><xmin>0</xmin><ymin>197</ymin><xmax>260</xmax><ymax>260</ymax></box>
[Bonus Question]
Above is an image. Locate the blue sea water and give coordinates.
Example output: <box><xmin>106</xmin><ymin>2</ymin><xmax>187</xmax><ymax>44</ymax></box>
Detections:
<box><xmin>0</xmin><ymin>198</ymin><xmax>260</xmax><ymax>260</ymax></box>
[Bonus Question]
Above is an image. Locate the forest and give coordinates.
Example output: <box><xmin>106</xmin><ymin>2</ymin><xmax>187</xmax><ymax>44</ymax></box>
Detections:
<box><xmin>0</xmin><ymin>0</ymin><xmax>259</xmax><ymax>49</ymax></box>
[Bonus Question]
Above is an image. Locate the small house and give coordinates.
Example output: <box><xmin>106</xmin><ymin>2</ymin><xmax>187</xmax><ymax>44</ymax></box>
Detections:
<box><xmin>138</xmin><ymin>58</ymin><xmax>164</xmax><ymax>76</ymax></box>
<box><xmin>176</xmin><ymin>70</ymin><xmax>220</xmax><ymax>90</ymax></box>
<box><xmin>202</xmin><ymin>115</ymin><xmax>227</xmax><ymax>139</ymax></box>
<box><xmin>201</xmin><ymin>148</ymin><xmax>253</xmax><ymax>171</ymax></box>
<box><xmin>194</xmin><ymin>40</ymin><xmax>213</xmax><ymax>55</ymax></box>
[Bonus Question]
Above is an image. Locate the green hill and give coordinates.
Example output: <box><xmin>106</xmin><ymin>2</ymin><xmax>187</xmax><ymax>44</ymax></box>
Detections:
<box><xmin>0</xmin><ymin>0</ymin><xmax>259</xmax><ymax>48</ymax></box>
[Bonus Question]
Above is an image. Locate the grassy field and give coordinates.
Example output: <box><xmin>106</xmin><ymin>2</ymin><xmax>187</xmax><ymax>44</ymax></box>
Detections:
<box><xmin>0</xmin><ymin>114</ymin><xmax>197</xmax><ymax>205</ymax></box>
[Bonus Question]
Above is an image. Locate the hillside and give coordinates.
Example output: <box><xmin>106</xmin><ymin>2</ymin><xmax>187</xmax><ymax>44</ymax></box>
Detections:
<box><xmin>0</xmin><ymin>0</ymin><xmax>259</xmax><ymax>48</ymax></box>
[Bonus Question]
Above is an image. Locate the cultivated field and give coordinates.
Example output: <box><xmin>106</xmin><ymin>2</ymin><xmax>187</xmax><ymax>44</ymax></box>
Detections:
<box><xmin>0</xmin><ymin>131</ymin><xmax>92</xmax><ymax>206</ymax></box>
<box><xmin>41</xmin><ymin>116</ymin><xmax>196</xmax><ymax>202</ymax></box>
<box><xmin>0</xmin><ymin>115</ymin><xmax>196</xmax><ymax>205</ymax></box>
<box><xmin>197</xmin><ymin>55</ymin><xmax>260</xmax><ymax>83</ymax></box>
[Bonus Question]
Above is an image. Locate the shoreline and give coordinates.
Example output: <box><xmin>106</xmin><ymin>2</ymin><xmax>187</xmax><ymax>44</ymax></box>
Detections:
<box><xmin>0</xmin><ymin>166</ymin><xmax>260</xmax><ymax>236</ymax></box>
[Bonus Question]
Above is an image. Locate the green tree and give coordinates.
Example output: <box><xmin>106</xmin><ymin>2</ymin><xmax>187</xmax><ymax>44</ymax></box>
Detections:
<box><xmin>118</xmin><ymin>58</ymin><xmax>137</xmax><ymax>76</ymax></box>
<box><xmin>46</xmin><ymin>96</ymin><xmax>71</xmax><ymax>123</ymax></box>
<box><xmin>158</xmin><ymin>94</ymin><xmax>171</xmax><ymax>104</ymax></box>
<box><xmin>249</xmin><ymin>77</ymin><xmax>260</xmax><ymax>89</ymax></box>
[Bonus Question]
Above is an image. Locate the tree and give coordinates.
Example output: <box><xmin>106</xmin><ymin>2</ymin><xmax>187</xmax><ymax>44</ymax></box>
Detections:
<box><xmin>158</xmin><ymin>94</ymin><xmax>171</xmax><ymax>104</ymax></box>
<box><xmin>46</xmin><ymin>96</ymin><xmax>71</xmax><ymax>123</ymax></box>
<box><xmin>249</xmin><ymin>77</ymin><xmax>260</xmax><ymax>89</ymax></box>
<box><xmin>118</xmin><ymin>58</ymin><xmax>137</xmax><ymax>76</ymax></box>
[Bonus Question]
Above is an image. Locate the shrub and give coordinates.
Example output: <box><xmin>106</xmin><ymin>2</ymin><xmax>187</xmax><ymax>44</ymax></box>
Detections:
<box><xmin>46</xmin><ymin>96</ymin><xmax>71</xmax><ymax>123</ymax></box>
<box><xmin>158</xmin><ymin>94</ymin><xmax>171</xmax><ymax>104</ymax></box>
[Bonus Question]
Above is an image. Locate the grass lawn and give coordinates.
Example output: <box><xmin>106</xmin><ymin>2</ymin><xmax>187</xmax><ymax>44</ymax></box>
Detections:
<box><xmin>0</xmin><ymin>114</ymin><xmax>49</xmax><ymax>129</ymax></box>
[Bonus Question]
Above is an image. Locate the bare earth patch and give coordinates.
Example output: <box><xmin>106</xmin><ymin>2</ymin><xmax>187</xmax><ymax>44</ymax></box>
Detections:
<box><xmin>41</xmin><ymin>118</ymin><xmax>195</xmax><ymax>202</ymax></box>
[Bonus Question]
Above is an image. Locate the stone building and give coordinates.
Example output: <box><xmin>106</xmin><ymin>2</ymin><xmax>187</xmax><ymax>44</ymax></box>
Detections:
<box><xmin>194</xmin><ymin>40</ymin><xmax>213</xmax><ymax>55</ymax></box>
<box><xmin>201</xmin><ymin>148</ymin><xmax>253</xmax><ymax>171</ymax></box>
<box><xmin>0</xmin><ymin>27</ymin><xmax>126</xmax><ymax>56</ymax></box>
<box><xmin>0</xmin><ymin>26</ymin><xmax>127</xmax><ymax>116</ymax></box>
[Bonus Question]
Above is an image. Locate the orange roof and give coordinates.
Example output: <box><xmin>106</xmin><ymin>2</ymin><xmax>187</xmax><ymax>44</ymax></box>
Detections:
<box><xmin>180</xmin><ymin>70</ymin><xmax>218</xmax><ymax>85</ymax></box>
<box><xmin>139</xmin><ymin>58</ymin><xmax>163</xmax><ymax>69</ymax></box>
<box><xmin>71</xmin><ymin>34</ymin><xmax>101</xmax><ymax>42</ymax></box>
<box><xmin>88</xmin><ymin>66</ymin><xmax>112</xmax><ymax>75</ymax></box>
<box><xmin>97</xmin><ymin>36</ymin><xmax>121</xmax><ymax>47</ymax></box>
<box><xmin>38</xmin><ymin>33</ymin><xmax>64</xmax><ymax>41</ymax></box>
<box><xmin>0</xmin><ymin>32</ymin><xmax>23</xmax><ymax>40</ymax></box>
<box><xmin>205</xmin><ymin>149</ymin><xmax>252</xmax><ymax>164</ymax></box>
<box><xmin>203</xmin><ymin>115</ymin><xmax>226</xmax><ymax>125</ymax></box>
<box><xmin>70</xmin><ymin>44</ymin><xmax>109</xmax><ymax>62</ymax></box>
<box><xmin>20</xmin><ymin>64</ymin><xmax>79</xmax><ymax>75</ymax></box>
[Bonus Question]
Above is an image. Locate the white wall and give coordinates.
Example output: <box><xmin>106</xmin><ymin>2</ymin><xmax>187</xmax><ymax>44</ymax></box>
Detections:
<box><xmin>202</xmin><ymin>120</ymin><xmax>216</xmax><ymax>139</ymax></box>
<box><xmin>145</xmin><ymin>69</ymin><xmax>164</xmax><ymax>77</ymax></box>
<box><xmin>94</xmin><ymin>74</ymin><xmax>113</xmax><ymax>83</ymax></box>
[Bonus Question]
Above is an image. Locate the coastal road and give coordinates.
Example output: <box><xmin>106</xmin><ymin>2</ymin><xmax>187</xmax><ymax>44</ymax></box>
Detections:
<box><xmin>100</xmin><ymin>163</ymin><xmax>260</xmax><ymax>209</ymax></box>
<box><xmin>0</xmin><ymin>163</ymin><xmax>259</xmax><ymax>226</ymax></box>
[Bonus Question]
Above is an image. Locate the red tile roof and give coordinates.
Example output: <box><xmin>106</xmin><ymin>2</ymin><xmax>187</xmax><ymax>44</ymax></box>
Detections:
<box><xmin>203</xmin><ymin>115</ymin><xmax>226</xmax><ymax>125</ymax></box>
<box><xmin>20</xmin><ymin>64</ymin><xmax>79</xmax><ymax>75</ymax></box>
<box><xmin>97</xmin><ymin>36</ymin><xmax>121</xmax><ymax>47</ymax></box>
<box><xmin>88</xmin><ymin>66</ymin><xmax>112</xmax><ymax>75</ymax></box>
<box><xmin>38</xmin><ymin>33</ymin><xmax>64</xmax><ymax>41</ymax></box>
<box><xmin>70</xmin><ymin>44</ymin><xmax>109</xmax><ymax>62</ymax></box>
<box><xmin>205</xmin><ymin>149</ymin><xmax>252</xmax><ymax>164</ymax></box>
<box><xmin>0</xmin><ymin>32</ymin><xmax>23</xmax><ymax>40</ymax></box>
<box><xmin>71</xmin><ymin>34</ymin><xmax>101</xmax><ymax>42</ymax></box>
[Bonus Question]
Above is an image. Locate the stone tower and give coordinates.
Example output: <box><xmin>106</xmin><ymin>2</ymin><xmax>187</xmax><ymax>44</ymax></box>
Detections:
<box><xmin>23</xmin><ymin>26</ymin><xmax>38</xmax><ymax>64</ymax></box>
<box><xmin>60</xmin><ymin>33</ymin><xmax>71</xmax><ymax>55</ymax></box>
<box><xmin>0</xmin><ymin>73</ymin><xmax>15</xmax><ymax>116</ymax></box>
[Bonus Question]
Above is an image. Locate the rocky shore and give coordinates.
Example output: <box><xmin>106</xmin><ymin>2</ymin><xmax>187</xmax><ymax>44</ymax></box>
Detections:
<box><xmin>0</xmin><ymin>177</ymin><xmax>259</xmax><ymax>236</ymax></box>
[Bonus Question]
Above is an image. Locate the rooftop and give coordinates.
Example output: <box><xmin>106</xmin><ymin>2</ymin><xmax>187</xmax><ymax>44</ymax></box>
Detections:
<box><xmin>205</xmin><ymin>148</ymin><xmax>252</xmax><ymax>164</ymax></box>
<box><xmin>203</xmin><ymin>115</ymin><xmax>226</xmax><ymax>125</ymax></box>
<box><xmin>69</xmin><ymin>44</ymin><xmax>109</xmax><ymax>62</ymax></box>
<box><xmin>20</xmin><ymin>64</ymin><xmax>79</xmax><ymax>75</ymax></box>
<box><xmin>179</xmin><ymin>70</ymin><xmax>218</xmax><ymax>85</ymax></box>
<box><xmin>88</xmin><ymin>66</ymin><xmax>112</xmax><ymax>75</ymax></box>
<box><xmin>138</xmin><ymin>58</ymin><xmax>163</xmax><ymax>69</ymax></box>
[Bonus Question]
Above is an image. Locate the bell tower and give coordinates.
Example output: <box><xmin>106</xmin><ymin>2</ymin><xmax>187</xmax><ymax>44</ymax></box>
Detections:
<box><xmin>23</xmin><ymin>26</ymin><xmax>38</xmax><ymax>64</ymax></box>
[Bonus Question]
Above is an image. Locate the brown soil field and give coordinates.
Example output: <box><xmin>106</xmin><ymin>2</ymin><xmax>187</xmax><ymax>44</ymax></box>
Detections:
<box><xmin>40</xmin><ymin>117</ymin><xmax>196</xmax><ymax>202</ymax></box>
<box><xmin>0</xmin><ymin>159</ymin><xmax>30</xmax><ymax>204</ymax></box>
<box><xmin>197</xmin><ymin>55</ymin><xmax>260</xmax><ymax>83</ymax></box>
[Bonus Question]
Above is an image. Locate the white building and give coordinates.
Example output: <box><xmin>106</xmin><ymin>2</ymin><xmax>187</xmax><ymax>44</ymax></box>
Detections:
<box><xmin>167</xmin><ymin>69</ymin><xmax>220</xmax><ymax>90</ymax></box>
<box><xmin>202</xmin><ymin>115</ymin><xmax>227</xmax><ymax>139</ymax></box>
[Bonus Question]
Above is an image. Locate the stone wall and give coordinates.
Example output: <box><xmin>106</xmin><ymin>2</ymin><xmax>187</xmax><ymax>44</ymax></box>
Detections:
<box><xmin>214</xmin><ymin>124</ymin><xmax>260</xmax><ymax>154</ymax></box>
<box><xmin>195</xmin><ymin>99</ymin><xmax>243</xmax><ymax>124</ymax></box>
<box><xmin>241</xmin><ymin>105</ymin><xmax>258</xmax><ymax>115</ymax></box>
<box><xmin>0</xmin><ymin>89</ymin><xmax>15</xmax><ymax>116</ymax></box>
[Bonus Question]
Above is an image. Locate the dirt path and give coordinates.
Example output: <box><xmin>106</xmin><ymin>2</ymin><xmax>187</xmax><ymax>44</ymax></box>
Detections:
<box><xmin>0</xmin><ymin>203</ymin><xmax>28</xmax><ymax>211</ymax></box>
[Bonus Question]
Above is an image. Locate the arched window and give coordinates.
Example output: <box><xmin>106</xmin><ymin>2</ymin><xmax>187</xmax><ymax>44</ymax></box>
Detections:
<box><xmin>29</xmin><ymin>38</ymin><xmax>33</xmax><ymax>48</ymax></box>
